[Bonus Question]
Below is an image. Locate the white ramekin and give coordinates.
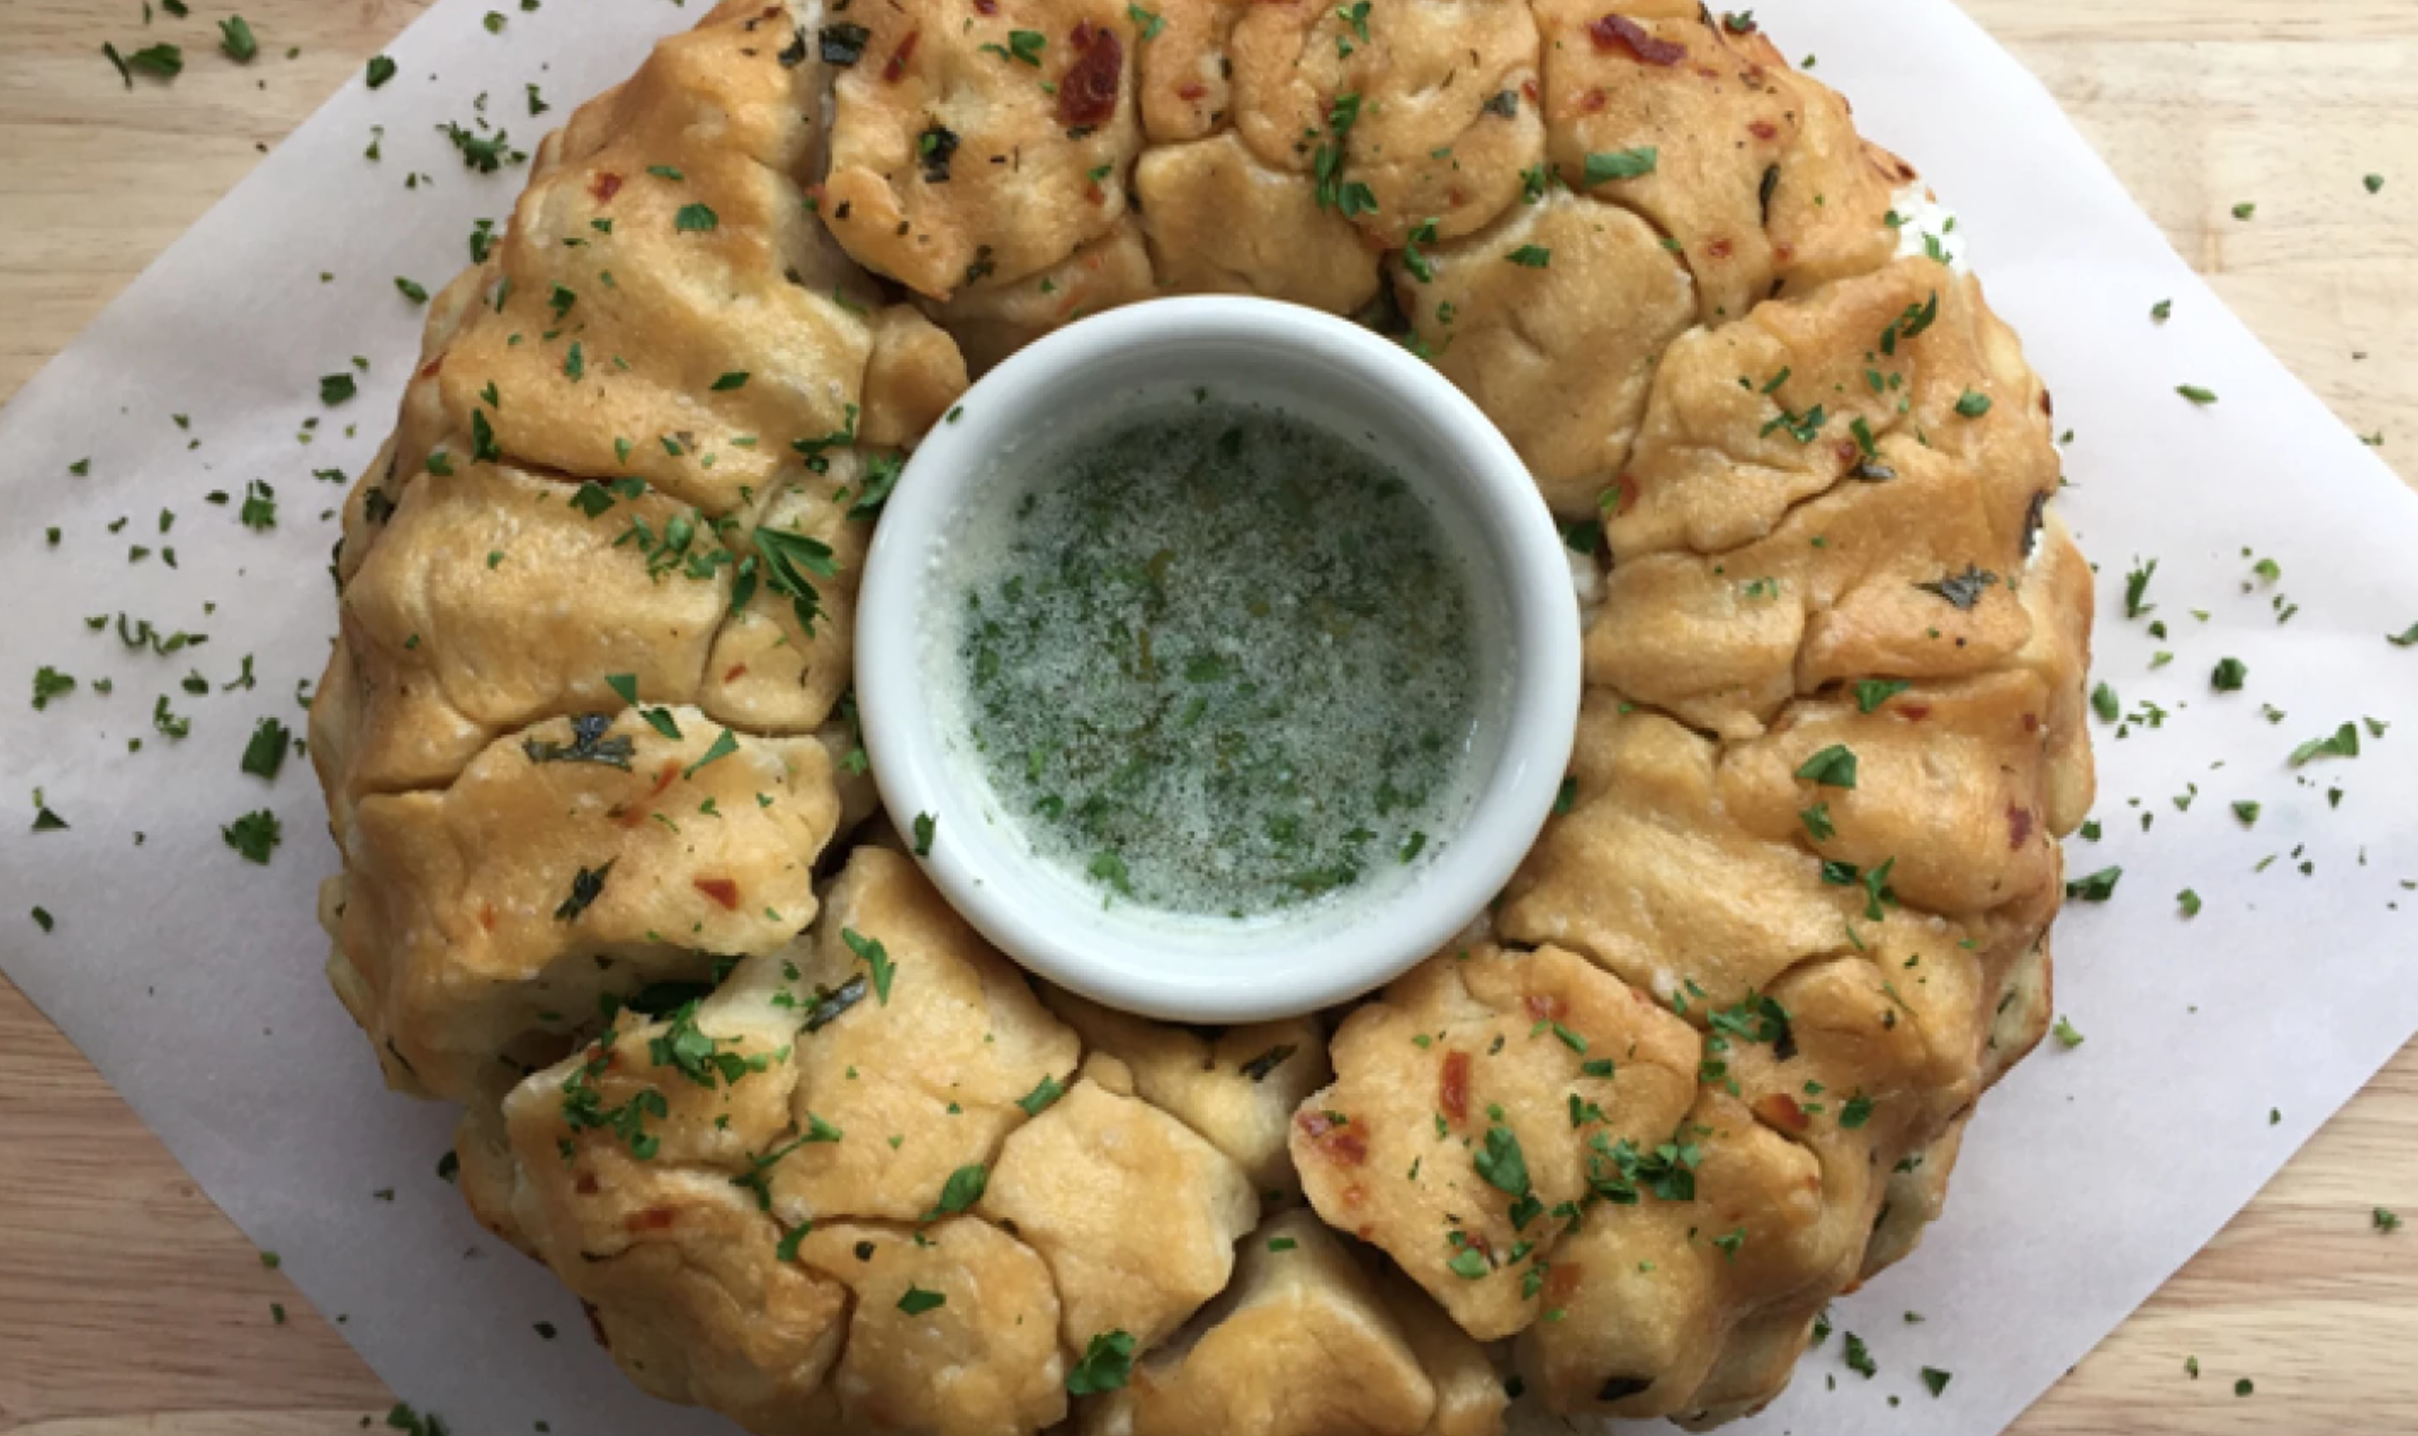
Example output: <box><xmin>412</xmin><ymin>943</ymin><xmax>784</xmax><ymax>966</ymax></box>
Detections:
<box><xmin>854</xmin><ymin>296</ymin><xmax>1580</xmax><ymax>1023</ymax></box>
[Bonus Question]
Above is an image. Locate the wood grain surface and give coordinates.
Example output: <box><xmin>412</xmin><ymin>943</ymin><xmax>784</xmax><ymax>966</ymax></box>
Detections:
<box><xmin>1</xmin><ymin>1</ymin><xmax>2413</xmax><ymax>1432</ymax></box>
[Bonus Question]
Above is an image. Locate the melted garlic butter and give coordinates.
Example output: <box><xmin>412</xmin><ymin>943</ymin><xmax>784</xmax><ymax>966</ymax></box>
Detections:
<box><xmin>942</xmin><ymin>401</ymin><xmax>1486</xmax><ymax>918</ymax></box>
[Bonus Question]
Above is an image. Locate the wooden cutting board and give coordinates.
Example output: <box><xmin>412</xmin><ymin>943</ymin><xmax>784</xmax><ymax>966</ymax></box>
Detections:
<box><xmin>2</xmin><ymin>0</ymin><xmax>2413</xmax><ymax>1431</ymax></box>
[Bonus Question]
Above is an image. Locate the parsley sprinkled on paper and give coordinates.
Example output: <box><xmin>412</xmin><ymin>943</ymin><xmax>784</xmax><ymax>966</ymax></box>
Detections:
<box><xmin>222</xmin><ymin>808</ymin><xmax>282</xmax><ymax>864</ymax></box>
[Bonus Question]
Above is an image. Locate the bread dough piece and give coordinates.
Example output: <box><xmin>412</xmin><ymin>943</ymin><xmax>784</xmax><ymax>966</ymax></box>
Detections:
<box><xmin>821</xmin><ymin>0</ymin><xmax>1144</xmax><ymax>299</ymax></box>
<box><xmin>1086</xmin><ymin>1209</ymin><xmax>1437</xmax><ymax>1436</ymax></box>
<box><xmin>1135</xmin><ymin>133</ymin><xmax>1381</xmax><ymax>313</ymax></box>
<box><xmin>435</xmin><ymin>1</ymin><xmax>889</xmax><ymax>515</ymax></box>
<box><xmin>979</xmin><ymin>1076</ymin><xmax>1259</xmax><ymax>1349</ymax></box>
<box><xmin>757</xmin><ymin>846</ymin><xmax>1082</xmax><ymax>1222</ymax></box>
<box><xmin>796</xmin><ymin>1217</ymin><xmax>1070</xmax><ymax>1436</ymax></box>
<box><xmin>697</xmin><ymin>455</ymin><xmax>869</xmax><ymax>736</ymax></box>
<box><xmin>1398</xmin><ymin>191</ymin><xmax>1694</xmax><ymax>518</ymax></box>
<box><xmin>924</xmin><ymin>219</ymin><xmax>1160</xmax><ymax>374</ymax></box>
<box><xmin>1291</xmin><ymin>943</ymin><xmax>1698</xmax><ymax>1340</ymax></box>
<box><xmin>318</xmin><ymin>458</ymin><xmax>729</xmax><ymax>803</ymax></box>
<box><xmin>1040</xmin><ymin>987</ymin><xmax>1329</xmax><ymax>1196</ymax></box>
<box><xmin>334</xmin><ymin>710</ymin><xmax>839</xmax><ymax>1102</ymax></box>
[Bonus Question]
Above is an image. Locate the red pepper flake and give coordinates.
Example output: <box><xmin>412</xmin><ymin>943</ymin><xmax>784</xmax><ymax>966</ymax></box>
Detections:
<box><xmin>1297</xmin><ymin>1109</ymin><xmax>1368</xmax><ymax>1165</ymax></box>
<box><xmin>626</xmin><ymin>1206</ymin><xmax>677</xmax><ymax>1232</ymax></box>
<box><xmin>1056</xmin><ymin>24</ymin><xmax>1123</xmax><ymax>128</ymax></box>
<box><xmin>2007</xmin><ymin>805</ymin><xmax>2036</xmax><ymax>849</ymax></box>
<box><xmin>882</xmin><ymin>28</ymin><xmax>920</xmax><ymax>83</ymax></box>
<box><xmin>1748</xmin><ymin>120</ymin><xmax>1778</xmax><ymax>141</ymax></box>
<box><xmin>973</xmin><ymin>0</ymin><xmax>998</xmax><ymax>12</ymax></box>
<box><xmin>1606</xmin><ymin>474</ymin><xmax>1638</xmax><ymax>515</ymax></box>
<box><xmin>1580</xmin><ymin>88</ymin><xmax>1608</xmax><ymax>114</ymax></box>
<box><xmin>1588</xmin><ymin>15</ymin><xmax>1688</xmax><ymax>66</ymax></box>
<box><xmin>1754</xmin><ymin>1092</ymin><xmax>1811</xmax><ymax>1133</ymax></box>
<box><xmin>1176</xmin><ymin>80</ymin><xmax>1206</xmax><ymax>101</ymax></box>
<box><xmin>1772</xmin><ymin>240</ymin><xmax>1797</xmax><ymax>263</ymax></box>
<box><xmin>478</xmin><ymin>903</ymin><xmax>497</xmax><ymax>932</ymax></box>
<box><xmin>590</xmin><ymin>171</ymin><xmax>624</xmax><ymax>204</ymax></box>
<box><xmin>1899</xmin><ymin>703</ymin><xmax>1932</xmax><ymax>722</ymax></box>
<box><xmin>1523</xmin><ymin>992</ymin><xmax>1569</xmax><ymax>1023</ymax></box>
<box><xmin>1833</xmin><ymin>439</ymin><xmax>1862</xmax><ymax>469</ymax></box>
<box><xmin>1707</xmin><ymin>237</ymin><xmax>1735</xmax><ymax>259</ymax></box>
<box><xmin>693</xmin><ymin>876</ymin><xmax>741</xmax><ymax>910</ymax></box>
<box><xmin>419</xmin><ymin>355</ymin><xmax>444</xmax><ymax>380</ymax></box>
<box><xmin>1521</xmin><ymin>77</ymin><xmax>1540</xmax><ymax>103</ymax></box>
<box><xmin>1439</xmin><ymin>1050</ymin><xmax>1471</xmax><ymax>1123</ymax></box>
<box><xmin>723</xmin><ymin>664</ymin><xmax>749</xmax><ymax>682</ymax></box>
<box><xmin>574</xmin><ymin>1172</ymin><xmax>600</xmax><ymax>1195</ymax></box>
<box><xmin>2021</xmin><ymin>711</ymin><xmax>2040</xmax><ymax>733</ymax></box>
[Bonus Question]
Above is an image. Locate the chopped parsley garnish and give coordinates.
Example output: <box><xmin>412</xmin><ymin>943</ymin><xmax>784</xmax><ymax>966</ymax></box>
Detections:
<box><xmin>819</xmin><ymin>23</ymin><xmax>871</xmax><ymax>65</ymax></box>
<box><xmin>1240</xmin><ymin>1044</ymin><xmax>1298</xmax><ymax>1081</ymax></box>
<box><xmin>1953</xmin><ymin>389</ymin><xmax>1992</xmax><ymax>418</ymax></box>
<box><xmin>222</xmin><ymin>808</ymin><xmax>282</xmax><ymax>864</ymax></box>
<box><xmin>553</xmin><ymin>862</ymin><xmax>613</xmax><ymax>921</ymax></box>
<box><xmin>897</xmin><ymin>1285</ymin><xmax>946</xmax><ymax>1316</ymax></box>
<box><xmin>2091</xmin><ymin>681</ymin><xmax>2119</xmax><ymax>723</ymax></box>
<box><xmin>2378</xmin><ymin>1207</ymin><xmax>2403</xmax><ymax>1233</ymax></box>
<box><xmin>843</xmin><ymin>927</ymin><xmax>895</xmax><ymax>1004</ymax></box>
<box><xmin>2178</xmin><ymin>888</ymin><xmax>2203</xmax><ymax>917</ymax></box>
<box><xmin>1842</xmin><ymin>1332</ymin><xmax>1876</xmax><ymax>1377</ymax></box>
<box><xmin>2289</xmin><ymin>722</ymin><xmax>2360</xmax><ymax>765</ymax></box>
<box><xmin>1582</xmin><ymin>147</ymin><xmax>1658</xmax><ymax>186</ymax></box>
<box><xmin>320</xmin><ymin>373</ymin><xmax>357</xmax><ymax>405</ymax></box>
<box><xmin>1838</xmin><ymin>1093</ymin><xmax>1874</xmax><ymax>1129</ymax></box>
<box><xmin>439</xmin><ymin>121</ymin><xmax>523</xmax><ymax>173</ymax></box>
<box><xmin>1473</xmin><ymin>1125</ymin><xmax>1531</xmax><ymax>1198</ymax></box>
<box><xmin>241</xmin><ymin>717</ymin><xmax>292</xmax><ymax>779</ymax></box>
<box><xmin>2124</xmin><ymin>558</ymin><xmax>2157</xmax><ymax>618</ymax></box>
<box><xmin>1794</xmin><ymin>744</ymin><xmax>1858</xmax><ymax>789</ymax></box>
<box><xmin>1066</xmin><ymin>1330</ymin><xmax>1137</xmax><ymax>1395</ymax></box>
<box><xmin>1916</xmin><ymin>565</ymin><xmax>1999</xmax><ymax>610</ymax></box>
<box><xmin>744</xmin><ymin>526</ymin><xmax>838</xmax><ymax>636</ymax></box>
<box><xmin>912</xmin><ymin>811</ymin><xmax>937</xmax><ymax>856</ymax></box>
<box><xmin>525</xmin><ymin>714</ymin><xmax>636</xmax><ymax>770</ymax></box>
<box><xmin>929</xmin><ymin>1163</ymin><xmax>988</xmax><ymax>1217</ymax></box>
<box><xmin>674</xmin><ymin>203</ymin><xmax>719</xmax><ymax>233</ymax></box>
<box><xmin>366</xmin><ymin>55</ymin><xmax>397</xmax><ymax>88</ymax></box>
<box><xmin>2151</xmin><ymin>298</ymin><xmax>2173</xmax><ymax>322</ymax></box>
<box><xmin>710</xmin><ymin>372</ymin><xmax>750</xmax><ymax>391</ymax></box>
<box><xmin>31</xmin><ymin>667</ymin><xmax>76</xmax><ymax>711</ymax></box>
<box><xmin>851</xmin><ymin>454</ymin><xmax>903</xmax><ymax>518</ymax></box>
<box><xmin>2052</xmin><ymin>1016</ymin><xmax>2084</xmax><ymax>1048</ymax></box>
<box><xmin>1017</xmin><ymin>1074</ymin><xmax>1065</xmax><ymax>1116</ymax></box>
<box><xmin>2066</xmin><ymin>866</ymin><xmax>2122</xmax><ymax>901</ymax></box>
<box><xmin>2176</xmin><ymin>384</ymin><xmax>2220</xmax><ymax>406</ymax></box>
<box><xmin>1853</xmin><ymin>679</ymin><xmax>1908</xmax><ymax>713</ymax></box>
<box><xmin>682</xmin><ymin>728</ymin><xmax>739</xmax><ymax>778</ymax></box>
<box><xmin>1505</xmin><ymin>245</ymin><xmax>1552</xmax><ymax>268</ymax></box>
<box><xmin>219</xmin><ymin>16</ymin><xmax>258</xmax><ymax>63</ymax></box>
<box><xmin>1127</xmin><ymin>4</ymin><xmax>1165</xmax><ymax>39</ymax></box>
<box><xmin>2211</xmin><ymin>657</ymin><xmax>2248</xmax><ymax>691</ymax></box>
<box><xmin>1921</xmin><ymin>1367</ymin><xmax>1952</xmax><ymax>1397</ymax></box>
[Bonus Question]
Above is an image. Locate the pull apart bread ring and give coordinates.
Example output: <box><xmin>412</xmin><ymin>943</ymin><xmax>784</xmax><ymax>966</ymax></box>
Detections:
<box><xmin>311</xmin><ymin>2</ymin><xmax>2094</xmax><ymax>1432</ymax></box>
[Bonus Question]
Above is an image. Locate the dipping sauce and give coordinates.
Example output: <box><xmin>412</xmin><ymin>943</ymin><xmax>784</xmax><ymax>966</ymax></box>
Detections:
<box><xmin>943</xmin><ymin>400</ymin><xmax>1485</xmax><ymax>917</ymax></box>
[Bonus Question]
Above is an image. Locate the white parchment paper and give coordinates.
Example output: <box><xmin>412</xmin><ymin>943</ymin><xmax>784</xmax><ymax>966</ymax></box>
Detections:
<box><xmin>3</xmin><ymin>1</ymin><xmax>2416</xmax><ymax>1432</ymax></box>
